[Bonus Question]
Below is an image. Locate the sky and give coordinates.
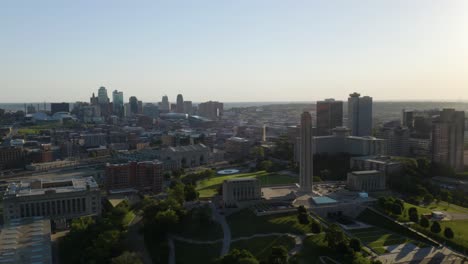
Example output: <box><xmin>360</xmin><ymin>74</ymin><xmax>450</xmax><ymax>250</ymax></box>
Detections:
<box><xmin>1</xmin><ymin>0</ymin><xmax>468</xmax><ymax>103</ymax></box>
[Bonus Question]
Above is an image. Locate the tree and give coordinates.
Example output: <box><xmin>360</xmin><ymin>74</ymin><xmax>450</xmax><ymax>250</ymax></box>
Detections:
<box><xmin>259</xmin><ymin>160</ymin><xmax>273</xmax><ymax>171</ymax></box>
<box><xmin>310</xmin><ymin>220</ymin><xmax>322</xmax><ymax>234</ymax></box>
<box><xmin>184</xmin><ymin>184</ymin><xmax>199</xmax><ymax>201</ymax></box>
<box><xmin>420</xmin><ymin>217</ymin><xmax>430</xmax><ymax>228</ymax></box>
<box><xmin>423</xmin><ymin>194</ymin><xmax>434</xmax><ymax>204</ymax></box>
<box><xmin>324</xmin><ymin>224</ymin><xmax>345</xmax><ymax>249</ymax></box>
<box><xmin>297</xmin><ymin>205</ymin><xmax>307</xmax><ymax>214</ymax></box>
<box><xmin>431</xmin><ymin>221</ymin><xmax>441</xmax><ymax>234</ymax></box>
<box><xmin>392</xmin><ymin>203</ymin><xmax>403</xmax><ymax>215</ymax></box>
<box><xmin>111</xmin><ymin>251</ymin><xmax>143</xmax><ymax>264</ymax></box>
<box><xmin>444</xmin><ymin>227</ymin><xmax>454</xmax><ymax>239</ymax></box>
<box><xmin>349</xmin><ymin>238</ymin><xmax>362</xmax><ymax>252</ymax></box>
<box><xmin>268</xmin><ymin>246</ymin><xmax>288</xmax><ymax>264</ymax></box>
<box><xmin>168</xmin><ymin>181</ymin><xmax>185</xmax><ymax>204</ymax></box>
<box><xmin>297</xmin><ymin>212</ymin><xmax>310</xmax><ymax>225</ymax></box>
<box><xmin>408</xmin><ymin>207</ymin><xmax>419</xmax><ymax>223</ymax></box>
<box><xmin>218</xmin><ymin>249</ymin><xmax>259</xmax><ymax>264</ymax></box>
<box><xmin>155</xmin><ymin>209</ymin><xmax>179</xmax><ymax>233</ymax></box>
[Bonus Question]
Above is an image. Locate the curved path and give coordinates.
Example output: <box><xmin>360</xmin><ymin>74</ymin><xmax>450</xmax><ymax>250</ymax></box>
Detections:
<box><xmin>168</xmin><ymin>231</ymin><xmax>318</xmax><ymax>264</ymax></box>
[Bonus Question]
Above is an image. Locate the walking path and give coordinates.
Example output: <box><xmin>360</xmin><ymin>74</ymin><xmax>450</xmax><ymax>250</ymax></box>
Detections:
<box><xmin>168</xmin><ymin>230</ymin><xmax>316</xmax><ymax>264</ymax></box>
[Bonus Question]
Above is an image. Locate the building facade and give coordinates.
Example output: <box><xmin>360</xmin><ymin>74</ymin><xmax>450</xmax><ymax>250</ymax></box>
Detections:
<box><xmin>316</xmin><ymin>99</ymin><xmax>343</xmax><ymax>136</ymax></box>
<box><xmin>348</xmin><ymin>92</ymin><xmax>373</xmax><ymax>137</ymax></box>
<box><xmin>375</xmin><ymin>126</ymin><xmax>410</xmax><ymax>156</ymax></box>
<box><xmin>432</xmin><ymin>109</ymin><xmax>465</xmax><ymax>172</ymax></box>
<box><xmin>347</xmin><ymin>170</ymin><xmax>385</xmax><ymax>192</ymax></box>
<box><xmin>314</xmin><ymin>127</ymin><xmax>385</xmax><ymax>156</ymax></box>
<box><xmin>105</xmin><ymin>160</ymin><xmax>164</xmax><ymax>193</ymax></box>
<box><xmin>350</xmin><ymin>156</ymin><xmax>402</xmax><ymax>177</ymax></box>
<box><xmin>50</xmin><ymin>103</ymin><xmax>70</xmax><ymax>114</ymax></box>
<box><xmin>198</xmin><ymin>101</ymin><xmax>223</xmax><ymax>120</ymax></box>
<box><xmin>160</xmin><ymin>143</ymin><xmax>210</xmax><ymax>168</ymax></box>
<box><xmin>225</xmin><ymin>137</ymin><xmax>252</xmax><ymax>160</ymax></box>
<box><xmin>223</xmin><ymin>178</ymin><xmax>261</xmax><ymax>207</ymax></box>
<box><xmin>3</xmin><ymin>177</ymin><xmax>101</xmax><ymax>223</ymax></box>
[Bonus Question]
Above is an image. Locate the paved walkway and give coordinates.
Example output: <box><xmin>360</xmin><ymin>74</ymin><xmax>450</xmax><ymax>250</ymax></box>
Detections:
<box><xmin>125</xmin><ymin>214</ymin><xmax>153</xmax><ymax>264</ymax></box>
<box><xmin>210</xmin><ymin>203</ymin><xmax>232</xmax><ymax>256</ymax></box>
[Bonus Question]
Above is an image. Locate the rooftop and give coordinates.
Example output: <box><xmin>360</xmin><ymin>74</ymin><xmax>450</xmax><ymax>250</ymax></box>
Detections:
<box><xmin>4</xmin><ymin>176</ymin><xmax>98</xmax><ymax>198</ymax></box>
<box><xmin>0</xmin><ymin>217</ymin><xmax>52</xmax><ymax>264</ymax></box>
<box><xmin>350</xmin><ymin>170</ymin><xmax>381</xmax><ymax>176</ymax></box>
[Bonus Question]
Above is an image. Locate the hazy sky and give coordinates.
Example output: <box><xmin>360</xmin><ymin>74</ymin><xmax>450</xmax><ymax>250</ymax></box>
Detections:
<box><xmin>1</xmin><ymin>0</ymin><xmax>468</xmax><ymax>103</ymax></box>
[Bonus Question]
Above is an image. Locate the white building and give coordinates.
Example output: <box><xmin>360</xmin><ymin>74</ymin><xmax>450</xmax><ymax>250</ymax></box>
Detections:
<box><xmin>223</xmin><ymin>178</ymin><xmax>261</xmax><ymax>207</ymax></box>
<box><xmin>3</xmin><ymin>177</ymin><xmax>101</xmax><ymax>224</ymax></box>
<box><xmin>347</xmin><ymin>170</ymin><xmax>385</xmax><ymax>192</ymax></box>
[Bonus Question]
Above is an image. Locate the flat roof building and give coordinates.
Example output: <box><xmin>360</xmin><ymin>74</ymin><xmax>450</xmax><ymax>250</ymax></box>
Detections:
<box><xmin>223</xmin><ymin>178</ymin><xmax>261</xmax><ymax>207</ymax></box>
<box><xmin>347</xmin><ymin>170</ymin><xmax>385</xmax><ymax>192</ymax></box>
<box><xmin>3</xmin><ymin>176</ymin><xmax>101</xmax><ymax>224</ymax></box>
<box><xmin>0</xmin><ymin>217</ymin><xmax>52</xmax><ymax>264</ymax></box>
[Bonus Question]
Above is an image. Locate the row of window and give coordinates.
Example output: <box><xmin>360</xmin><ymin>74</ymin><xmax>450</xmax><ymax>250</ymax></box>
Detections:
<box><xmin>18</xmin><ymin>197</ymin><xmax>92</xmax><ymax>218</ymax></box>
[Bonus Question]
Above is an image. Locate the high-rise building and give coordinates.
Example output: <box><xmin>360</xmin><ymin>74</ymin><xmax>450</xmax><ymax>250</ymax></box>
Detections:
<box><xmin>299</xmin><ymin>111</ymin><xmax>313</xmax><ymax>192</ymax></box>
<box><xmin>160</xmin><ymin>95</ymin><xmax>170</xmax><ymax>113</ymax></box>
<box><xmin>375</xmin><ymin>125</ymin><xmax>410</xmax><ymax>156</ymax></box>
<box><xmin>401</xmin><ymin>109</ymin><xmax>414</xmax><ymax>129</ymax></box>
<box><xmin>129</xmin><ymin>96</ymin><xmax>138</xmax><ymax>115</ymax></box>
<box><xmin>348</xmin><ymin>92</ymin><xmax>373</xmax><ymax>136</ymax></box>
<box><xmin>112</xmin><ymin>90</ymin><xmax>124</xmax><ymax>116</ymax></box>
<box><xmin>432</xmin><ymin>109</ymin><xmax>465</xmax><ymax>172</ymax></box>
<box><xmin>97</xmin><ymin>86</ymin><xmax>109</xmax><ymax>104</ymax></box>
<box><xmin>50</xmin><ymin>103</ymin><xmax>70</xmax><ymax>114</ymax></box>
<box><xmin>143</xmin><ymin>103</ymin><xmax>159</xmax><ymax>118</ymax></box>
<box><xmin>176</xmin><ymin>94</ymin><xmax>184</xmax><ymax>113</ymax></box>
<box><xmin>198</xmin><ymin>101</ymin><xmax>223</xmax><ymax>120</ymax></box>
<box><xmin>183</xmin><ymin>101</ymin><xmax>193</xmax><ymax>115</ymax></box>
<box><xmin>316</xmin><ymin>99</ymin><xmax>343</xmax><ymax>136</ymax></box>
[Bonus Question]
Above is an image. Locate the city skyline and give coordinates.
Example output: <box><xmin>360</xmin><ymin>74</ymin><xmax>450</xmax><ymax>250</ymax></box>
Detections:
<box><xmin>2</xmin><ymin>0</ymin><xmax>468</xmax><ymax>102</ymax></box>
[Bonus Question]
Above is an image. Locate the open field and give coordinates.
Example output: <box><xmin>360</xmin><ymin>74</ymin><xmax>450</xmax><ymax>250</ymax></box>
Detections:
<box><xmin>396</xmin><ymin>202</ymin><xmax>468</xmax><ymax>222</ymax></box>
<box><xmin>231</xmin><ymin>235</ymin><xmax>296</xmax><ymax>261</ymax></box>
<box><xmin>174</xmin><ymin>240</ymin><xmax>221</xmax><ymax>264</ymax></box>
<box><xmin>348</xmin><ymin>227</ymin><xmax>424</xmax><ymax>254</ymax></box>
<box><xmin>357</xmin><ymin>208</ymin><xmax>437</xmax><ymax>247</ymax></box>
<box><xmin>196</xmin><ymin>170</ymin><xmax>297</xmax><ymax>198</ymax></box>
<box><xmin>227</xmin><ymin>209</ymin><xmax>309</xmax><ymax>237</ymax></box>
<box><xmin>296</xmin><ymin>234</ymin><xmax>346</xmax><ymax>264</ymax></box>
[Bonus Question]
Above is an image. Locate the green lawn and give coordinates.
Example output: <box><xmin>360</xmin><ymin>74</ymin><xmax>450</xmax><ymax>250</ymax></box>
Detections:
<box><xmin>357</xmin><ymin>208</ymin><xmax>436</xmax><ymax>247</ymax></box>
<box><xmin>227</xmin><ymin>209</ymin><xmax>310</xmax><ymax>237</ymax></box>
<box><xmin>174</xmin><ymin>241</ymin><xmax>221</xmax><ymax>264</ymax></box>
<box><xmin>122</xmin><ymin>211</ymin><xmax>136</xmax><ymax>227</ymax></box>
<box><xmin>296</xmin><ymin>234</ymin><xmax>344</xmax><ymax>264</ymax></box>
<box><xmin>377</xmin><ymin>201</ymin><xmax>468</xmax><ymax>253</ymax></box>
<box><xmin>412</xmin><ymin>219</ymin><xmax>468</xmax><ymax>253</ymax></box>
<box><xmin>397</xmin><ymin>202</ymin><xmax>468</xmax><ymax>222</ymax></box>
<box><xmin>175</xmin><ymin>219</ymin><xmax>223</xmax><ymax>241</ymax></box>
<box><xmin>231</xmin><ymin>235</ymin><xmax>296</xmax><ymax>261</ymax></box>
<box><xmin>196</xmin><ymin>170</ymin><xmax>297</xmax><ymax>198</ymax></box>
<box><xmin>348</xmin><ymin>227</ymin><xmax>423</xmax><ymax>254</ymax></box>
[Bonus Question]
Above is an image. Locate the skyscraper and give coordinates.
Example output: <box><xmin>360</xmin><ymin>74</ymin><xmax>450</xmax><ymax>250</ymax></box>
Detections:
<box><xmin>183</xmin><ymin>101</ymin><xmax>193</xmax><ymax>115</ymax></box>
<box><xmin>112</xmin><ymin>90</ymin><xmax>124</xmax><ymax>116</ymax></box>
<box><xmin>316</xmin><ymin>99</ymin><xmax>343</xmax><ymax>136</ymax></box>
<box><xmin>198</xmin><ymin>101</ymin><xmax>223</xmax><ymax>120</ymax></box>
<box><xmin>347</xmin><ymin>92</ymin><xmax>373</xmax><ymax>136</ymax></box>
<box><xmin>129</xmin><ymin>96</ymin><xmax>138</xmax><ymax>115</ymax></box>
<box><xmin>176</xmin><ymin>94</ymin><xmax>184</xmax><ymax>113</ymax></box>
<box><xmin>432</xmin><ymin>109</ymin><xmax>465</xmax><ymax>172</ymax></box>
<box><xmin>97</xmin><ymin>86</ymin><xmax>109</xmax><ymax>104</ymax></box>
<box><xmin>160</xmin><ymin>95</ymin><xmax>170</xmax><ymax>113</ymax></box>
<box><xmin>299</xmin><ymin>111</ymin><xmax>313</xmax><ymax>193</ymax></box>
